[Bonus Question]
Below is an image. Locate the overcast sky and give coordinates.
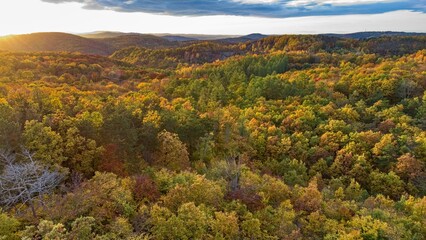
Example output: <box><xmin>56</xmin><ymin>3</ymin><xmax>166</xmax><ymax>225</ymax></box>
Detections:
<box><xmin>0</xmin><ymin>0</ymin><xmax>425</xmax><ymax>36</ymax></box>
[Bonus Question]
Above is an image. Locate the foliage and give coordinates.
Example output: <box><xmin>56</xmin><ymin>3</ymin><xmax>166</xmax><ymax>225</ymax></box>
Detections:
<box><xmin>0</xmin><ymin>38</ymin><xmax>425</xmax><ymax>239</ymax></box>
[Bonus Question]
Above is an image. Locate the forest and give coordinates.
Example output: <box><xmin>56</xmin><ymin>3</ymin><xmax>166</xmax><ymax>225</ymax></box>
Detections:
<box><xmin>0</xmin><ymin>34</ymin><xmax>425</xmax><ymax>240</ymax></box>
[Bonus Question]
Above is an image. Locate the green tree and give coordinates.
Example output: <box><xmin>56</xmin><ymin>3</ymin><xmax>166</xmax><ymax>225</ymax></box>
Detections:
<box><xmin>0</xmin><ymin>99</ymin><xmax>20</xmax><ymax>149</ymax></box>
<box><xmin>369</xmin><ymin>171</ymin><xmax>405</xmax><ymax>199</ymax></box>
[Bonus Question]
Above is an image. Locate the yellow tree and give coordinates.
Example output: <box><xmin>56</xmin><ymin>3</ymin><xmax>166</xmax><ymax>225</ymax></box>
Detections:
<box><xmin>155</xmin><ymin>130</ymin><xmax>190</xmax><ymax>171</ymax></box>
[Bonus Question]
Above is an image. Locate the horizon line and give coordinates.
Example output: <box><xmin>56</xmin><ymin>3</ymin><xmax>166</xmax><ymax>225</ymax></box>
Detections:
<box><xmin>1</xmin><ymin>30</ymin><xmax>426</xmax><ymax>38</ymax></box>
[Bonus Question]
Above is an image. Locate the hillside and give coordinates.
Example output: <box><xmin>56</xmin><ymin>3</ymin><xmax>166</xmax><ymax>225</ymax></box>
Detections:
<box><xmin>96</xmin><ymin>34</ymin><xmax>179</xmax><ymax>50</ymax></box>
<box><xmin>0</xmin><ymin>32</ymin><xmax>113</xmax><ymax>55</ymax></box>
<box><xmin>249</xmin><ymin>34</ymin><xmax>426</xmax><ymax>55</ymax></box>
<box><xmin>111</xmin><ymin>41</ymin><xmax>244</xmax><ymax>68</ymax></box>
<box><xmin>161</xmin><ymin>35</ymin><xmax>199</xmax><ymax>42</ymax></box>
<box><xmin>155</xmin><ymin>33</ymin><xmax>240</xmax><ymax>40</ymax></box>
<box><xmin>79</xmin><ymin>31</ymin><xmax>136</xmax><ymax>39</ymax></box>
<box><xmin>325</xmin><ymin>31</ymin><xmax>426</xmax><ymax>39</ymax></box>
<box><xmin>1</xmin><ymin>28</ymin><xmax>426</xmax><ymax>240</ymax></box>
<box><xmin>1</xmin><ymin>32</ymin><xmax>425</xmax><ymax>58</ymax></box>
<box><xmin>111</xmin><ymin>35</ymin><xmax>426</xmax><ymax>70</ymax></box>
<box><xmin>0</xmin><ymin>32</ymin><xmax>180</xmax><ymax>55</ymax></box>
<box><xmin>218</xmin><ymin>33</ymin><xmax>269</xmax><ymax>43</ymax></box>
<box><xmin>1</xmin><ymin>43</ymin><xmax>426</xmax><ymax>239</ymax></box>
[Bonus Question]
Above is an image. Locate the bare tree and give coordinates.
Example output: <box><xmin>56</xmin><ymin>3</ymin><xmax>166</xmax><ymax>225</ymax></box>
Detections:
<box><xmin>0</xmin><ymin>149</ymin><xmax>64</xmax><ymax>217</ymax></box>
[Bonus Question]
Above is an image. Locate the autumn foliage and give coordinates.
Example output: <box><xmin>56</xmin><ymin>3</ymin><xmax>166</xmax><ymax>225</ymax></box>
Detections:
<box><xmin>0</xmin><ymin>36</ymin><xmax>425</xmax><ymax>239</ymax></box>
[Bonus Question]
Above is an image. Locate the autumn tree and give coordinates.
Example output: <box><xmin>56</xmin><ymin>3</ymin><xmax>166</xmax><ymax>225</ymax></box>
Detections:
<box><xmin>23</xmin><ymin>120</ymin><xmax>66</xmax><ymax>167</ymax></box>
<box><xmin>63</xmin><ymin>127</ymin><xmax>103</xmax><ymax>177</ymax></box>
<box><xmin>0</xmin><ymin>99</ymin><xmax>20</xmax><ymax>149</ymax></box>
<box><xmin>150</xmin><ymin>202</ymin><xmax>210</xmax><ymax>240</ymax></box>
<box><xmin>0</xmin><ymin>210</ymin><xmax>20</xmax><ymax>240</ymax></box>
<box><xmin>294</xmin><ymin>178</ymin><xmax>323</xmax><ymax>213</ymax></box>
<box><xmin>155</xmin><ymin>130</ymin><xmax>190</xmax><ymax>171</ymax></box>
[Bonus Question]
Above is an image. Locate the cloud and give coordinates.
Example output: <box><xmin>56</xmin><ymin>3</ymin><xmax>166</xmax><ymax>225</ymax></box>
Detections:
<box><xmin>41</xmin><ymin>0</ymin><xmax>425</xmax><ymax>17</ymax></box>
<box><xmin>286</xmin><ymin>0</ymin><xmax>398</xmax><ymax>7</ymax></box>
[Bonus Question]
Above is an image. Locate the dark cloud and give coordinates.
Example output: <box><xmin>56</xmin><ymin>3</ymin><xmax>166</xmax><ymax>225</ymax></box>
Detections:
<box><xmin>41</xmin><ymin>0</ymin><xmax>425</xmax><ymax>17</ymax></box>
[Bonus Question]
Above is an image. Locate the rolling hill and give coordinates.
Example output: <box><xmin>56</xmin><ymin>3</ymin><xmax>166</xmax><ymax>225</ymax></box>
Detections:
<box><xmin>154</xmin><ymin>33</ymin><xmax>240</xmax><ymax>41</ymax></box>
<box><xmin>324</xmin><ymin>31</ymin><xmax>426</xmax><ymax>39</ymax></box>
<box><xmin>0</xmin><ymin>32</ymin><xmax>182</xmax><ymax>55</ymax></box>
<box><xmin>79</xmin><ymin>31</ymin><xmax>135</xmax><ymax>39</ymax></box>
<box><xmin>96</xmin><ymin>34</ymin><xmax>178</xmax><ymax>50</ymax></box>
<box><xmin>1</xmin><ymin>31</ymin><xmax>424</xmax><ymax>58</ymax></box>
<box><xmin>111</xmin><ymin>41</ymin><xmax>244</xmax><ymax>68</ymax></box>
<box><xmin>161</xmin><ymin>35</ymin><xmax>199</xmax><ymax>42</ymax></box>
<box><xmin>218</xmin><ymin>33</ymin><xmax>269</xmax><ymax>43</ymax></box>
<box><xmin>0</xmin><ymin>32</ymin><xmax>113</xmax><ymax>55</ymax></box>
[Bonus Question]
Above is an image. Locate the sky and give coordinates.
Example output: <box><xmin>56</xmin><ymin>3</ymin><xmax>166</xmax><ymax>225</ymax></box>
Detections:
<box><xmin>0</xmin><ymin>0</ymin><xmax>425</xmax><ymax>36</ymax></box>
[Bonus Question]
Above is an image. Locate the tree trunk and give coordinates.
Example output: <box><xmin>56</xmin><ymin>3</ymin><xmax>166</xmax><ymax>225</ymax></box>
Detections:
<box><xmin>28</xmin><ymin>199</ymin><xmax>37</xmax><ymax>218</ymax></box>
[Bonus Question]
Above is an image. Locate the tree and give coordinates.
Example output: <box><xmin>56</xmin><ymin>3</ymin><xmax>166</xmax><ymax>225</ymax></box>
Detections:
<box><xmin>161</xmin><ymin>175</ymin><xmax>224</xmax><ymax>211</ymax></box>
<box><xmin>50</xmin><ymin>172</ymin><xmax>135</xmax><ymax>224</ymax></box>
<box><xmin>155</xmin><ymin>130</ymin><xmax>190</xmax><ymax>171</ymax></box>
<box><xmin>369</xmin><ymin>171</ymin><xmax>405</xmax><ymax>200</ymax></box>
<box><xmin>0</xmin><ymin>149</ymin><xmax>64</xmax><ymax>217</ymax></box>
<box><xmin>69</xmin><ymin>216</ymin><xmax>97</xmax><ymax>240</ymax></box>
<box><xmin>21</xmin><ymin>220</ymin><xmax>68</xmax><ymax>240</ymax></box>
<box><xmin>23</xmin><ymin>120</ymin><xmax>66</xmax><ymax>167</ymax></box>
<box><xmin>417</xmin><ymin>91</ymin><xmax>426</xmax><ymax>127</ymax></box>
<box><xmin>395</xmin><ymin>153</ymin><xmax>424</xmax><ymax>181</ymax></box>
<box><xmin>150</xmin><ymin>202</ymin><xmax>210</xmax><ymax>240</ymax></box>
<box><xmin>294</xmin><ymin>178</ymin><xmax>323</xmax><ymax>213</ymax></box>
<box><xmin>240</xmin><ymin>212</ymin><xmax>263</xmax><ymax>239</ymax></box>
<box><xmin>372</xmin><ymin>133</ymin><xmax>398</xmax><ymax>171</ymax></box>
<box><xmin>346</xmin><ymin>215</ymin><xmax>389</xmax><ymax>240</ymax></box>
<box><xmin>0</xmin><ymin>210</ymin><xmax>20</xmax><ymax>240</ymax></box>
<box><xmin>63</xmin><ymin>127</ymin><xmax>103</xmax><ymax>177</ymax></box>
<box><xmin>255</xmin><ymin>200</ymin><xmax>298</xmax><ymax>239</ymax></box>
<box><xmin>132</xmin><ymin>175</ymin><xmax>160</xmax><ymax>203</ymax></box>
<box><xmin>211</xmin><ymin>211</ymin><xmax>239</xmax><ymax>239</ymax></box>
<box><xmin>109</xmin><ymin>217</ymin><xmax>134</xmax><ymax>239</ymax></box>
<box><xmin>0</xmin><ymin>99</ymin><xmax>20</xmax><ymax>149</ymax></box>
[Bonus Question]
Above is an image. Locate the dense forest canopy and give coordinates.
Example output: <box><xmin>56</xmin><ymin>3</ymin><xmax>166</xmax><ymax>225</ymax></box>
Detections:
<box><xmin>0</xmin><ymin>34</ymin><xmax>425</xmax><ymax>239</ymax></box>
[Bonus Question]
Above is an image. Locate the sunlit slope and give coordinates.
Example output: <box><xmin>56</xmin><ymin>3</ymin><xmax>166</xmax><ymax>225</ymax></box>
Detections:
<box><xmin>0</xmin><ymin>32</ymin><xmax>113</xmax><ymax>55</ymax></box>
<box><xmin>0</xmin><ymin>32</ymin><xmax>179</xmax><ymax>55</ymax></box>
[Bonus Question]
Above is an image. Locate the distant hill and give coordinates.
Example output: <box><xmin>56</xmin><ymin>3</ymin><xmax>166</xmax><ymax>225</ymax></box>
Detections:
<box><xmin>324</xmin><ymin>31</ymin><xmax>426</xmax><ymax>39</ymax></box>
<box><xmin>82</xmin><ymin>31</ymin><xmax>182</xmax><ymax>47</ymax></box>
<box><xmin>248</xmin><ymin>35</ymin><xmax>349</xmax><ymax>52</ymax></box>
<box><xmin>83</xmin><ymin>32</ymin><xmax>240</xmax><ymax>41</ymax></box>
<box><xmin>247</xmin><ymin>34</ymin><xmax>426</xmax><ymax>56</ymax></box>
<box><xmin>0</xmin><ymin>32</ymin><xmax>243</xmax><ymax>56</ymax></box>
<box><xmin>79</xmin><ymin>31</ymin><xmax>134</xmax><ymax>39</ymax></box>
<box><xmin>0</xmin><ymin>32</ymin><xmax>113</xmax><ymax>55</ymax></box>
<box><xmin>1</xmin><ymin>31</ymin><xmax>424</xmax><ymax>57</ymax></box>
<box><xmin>96</xmin><ymin>34</ymin><xmax>178</xmax><ymax>49</ymax></box>
<box><xmin>218</xmin><ymin>33</ymin><xmax>269</xmax><ymax>43</ymax></box>
<box><xmin>154</xmin><ymin>33</ymin><xmax>240</xmax><ymax>41</ymax></box>
<box><xmin>0</xmin><ymin>32</ymin><xmax>180</xmax><ymax>55</ymax></box>
<box><xmin>360</xmin><ymin>36</ymin><xmax>426</xmax><ymax>55</ymax></box>
<box><xmin>111</xmin><ymin>34</ymin><xmax>426</xmax><ymax>69</ymax></box>
<box><xmin>83</xmin><ymin>32</ymin><xmax>201</xmax><ymax>42</ymax></box>
<box><xmin>161</xmin><ymin>35</ymin><xmax>199</xmax><ymax>42</ymax></box>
